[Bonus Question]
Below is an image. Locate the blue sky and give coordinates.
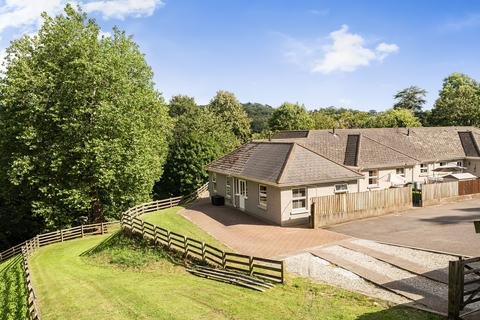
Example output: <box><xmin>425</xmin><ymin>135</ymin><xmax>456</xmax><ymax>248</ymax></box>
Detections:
<box><xmin>1</xmin><ymin>1</ymin><xmax>480</xmax><ymax>111</ymax></box>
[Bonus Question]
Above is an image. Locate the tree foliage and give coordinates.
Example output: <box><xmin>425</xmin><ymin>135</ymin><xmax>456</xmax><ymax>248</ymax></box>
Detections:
<box><xmin>168</xmin><ymin>95</ymin><xmax>197</xmax><ymax>117</ymax></box>
<box><xmin>0</xmin><ymin>5</ymin><xmax>171</xmax><ymax>230</ymax></box>
<box><xmin>242</xmin><ymin>102</ymin><xmax>274</xmax><ymax>133</ymax></box>
<box><xmin>268</xmin><ymin>102</ymin><xmax>314</xmax><ymax>131</ymax></box>
<box><xmin>310</xmin><ymin>111</ymin><xmax>337</xmax><ymax>129</ymax></box>
<box><xmin>156</xmin><ymin>109</ymin><xmax>238</xmax><ymax>197</ymax></box>
<box><xmin>208</xmin><ymin>91</ymin><xmax>251</xmax><ymax>142</ymax></box>
<box><xmin>367</xmin><ymin>109</ymin><xmax>422</xmax><ymax>128</ymax></box>
<box><xmin>430</xmin><ymin>73</ymin><xmax>480</xmax><ymax>126</ymax></box>
<box><xmin>393</xmin><ymin>86</ymin><xmax>427</xmax><ymax>113</ymax></box>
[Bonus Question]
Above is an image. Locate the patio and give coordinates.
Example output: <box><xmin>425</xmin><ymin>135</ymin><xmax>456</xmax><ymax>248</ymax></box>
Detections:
<box><xmin>180</xmin><ymin>198</ymin><xmax>348</xmax><ymax>258</ymax></box>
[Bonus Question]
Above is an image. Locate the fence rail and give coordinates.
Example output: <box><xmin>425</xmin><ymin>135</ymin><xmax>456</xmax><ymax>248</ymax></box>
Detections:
<box><xmin>121</xmin><ymin>184</ymin><xmax>284</xmax><ymax>284</ymax></box>
<box><xmin>312</xmin><ymin>186</ymin><xmax>412</xmax><ymax>227</ymax></box>
<box><xmin>421</xmin><ymin>181</ymin><xmax>459</xmax><ymax>206</ymax></box>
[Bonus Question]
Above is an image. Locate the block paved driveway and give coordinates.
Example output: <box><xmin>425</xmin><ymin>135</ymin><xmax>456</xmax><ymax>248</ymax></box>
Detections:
<box><xmin>329</xmin><ymin>198</ymin><xmax>480</xmax><ymax>257</ymax></box>
<box><xmin>180</xmin><ymin>198</ymin><xmax>348</xmax><ymax>258</ymax></box>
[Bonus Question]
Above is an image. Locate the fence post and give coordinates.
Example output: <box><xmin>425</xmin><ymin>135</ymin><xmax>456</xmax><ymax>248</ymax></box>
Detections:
<box><xmin>222</xmin><ymin>252</ymin><xmax>227</xmax><ymax>269</ymax></box>
<box><xmin>249</xmin><ymin>256</ymin><xmax>254</xmax><ymax>276</ymax></box>
<box><xmin>81</xmin><ymin>225</ymin><xmax>84</xmax><ymax>238</ymax></box>
<box><xmin>201</xmin><ymin>242</ymin><xmax>206</xmax><ymax>262</ymax></box>
<box><xmin>101</xmin><ymin>223</ymin><xmax>105</xmax><ymax>235</ymax></box>
<box><xmin>280</xmin><ymin>260</ymin><xmax>285</xmax><ymax>284</ymax></box>
<box><xmin>310</xmin><ymin>203</ymin><xmax>316</xmax><ymax>229</ymax></box>
<box><xmin>448</xmin><ymin>259</ymin><xmax>464</xmax><ymax>319</ymax></box>
<box><xmin>167</xmin><ymin>231</ymin><xmax>172</xmax><ymax>249</ymax></box>
<box><xmin>153</xmin><ymin>226</ymin><xmax>158</xmax><ymax>246</ymax></box>
<box><xmin>60</xmin><ymin>229</ymin><xmax>64</xmax><ymax>242</ymax></box>
<box><xmin>183</xmin><ymin>236</ymin><xmax>188</xmax><ymax>258</ymax></box>
<box><xmin>169</xmin><ymin>197</ymin><xmax>173</xmax><ymax>208</ymax></box>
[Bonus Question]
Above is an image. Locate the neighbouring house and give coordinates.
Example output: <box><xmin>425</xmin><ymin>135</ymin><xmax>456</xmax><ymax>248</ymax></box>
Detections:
<box><xmin>207</xmin><ymin>126</ymin><xmax>480</xmax><ymax>226</ymax></box>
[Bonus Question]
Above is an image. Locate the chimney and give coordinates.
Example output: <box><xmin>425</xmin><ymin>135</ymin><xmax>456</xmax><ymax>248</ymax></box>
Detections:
<box><xmin>332</xmin><ymin>127</ymin><xmax>336</xmax><ymax>135</ymax></box>
<box><xmin>268</xmin><ymin>132</ymin><xmax>272</xmax><ymax>142</ymax></box>
<box><xmin>407</xmin><ymin>128</ymin><xmax>410</xmax><ymax>136</ymax></box>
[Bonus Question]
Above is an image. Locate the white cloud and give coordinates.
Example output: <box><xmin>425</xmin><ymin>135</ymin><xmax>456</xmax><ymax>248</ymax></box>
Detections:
<box><xmin>308</xmin><ymin>9</ymin><xmax>329</xmax><ymax>16</ymax></box>
<box><xmin>84</xmin><ymin>0</ymin><xmax>163</xmax><ymax>20</ymax></box>
<box><xmin>312</xmin><ymin>25</ymin><xmax>399</xmax><ymax>74</ymax></box>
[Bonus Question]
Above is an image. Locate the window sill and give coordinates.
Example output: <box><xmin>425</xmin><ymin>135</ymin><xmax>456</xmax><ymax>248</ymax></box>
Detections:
<box><xmin>291</xmin><ymin>209</ymin><xmax>308</xmax><ymax>215</ymax></box>
<box><xmin>257</xmin><ymin>205</ymin><xmax>267</xmax><ymax>210</ymax></box>
<box><xmin>367</xmin><ymin>185</ymin><xmax>379</xmax><ymax>189</ymax></box>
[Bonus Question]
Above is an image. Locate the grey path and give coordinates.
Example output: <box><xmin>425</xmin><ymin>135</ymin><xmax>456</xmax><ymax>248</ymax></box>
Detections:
<box><xmin>329</xmin><ymin>199</ymin><xmax>480</xmax><ymax>257</ymax></box>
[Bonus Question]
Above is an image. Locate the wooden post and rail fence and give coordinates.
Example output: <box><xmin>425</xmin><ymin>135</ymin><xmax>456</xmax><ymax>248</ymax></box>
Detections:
<box><xmin>0</xmin><ymin>182</ymin><xmax>283</xmax><ymax>319</ymax></box>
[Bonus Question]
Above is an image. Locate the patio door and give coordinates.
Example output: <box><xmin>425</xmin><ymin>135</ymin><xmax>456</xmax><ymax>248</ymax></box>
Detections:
<box><xmin>237</xmin><ymin>179</ymin><xmax>247</xmax><ymax>211</ymax></box>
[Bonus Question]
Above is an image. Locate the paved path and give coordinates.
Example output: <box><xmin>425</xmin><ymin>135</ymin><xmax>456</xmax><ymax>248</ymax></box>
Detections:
<box><xmin>329</xmin><ymin>199</ymin><xmax>480</xmax><ymax>257</ymax></box>
<box><xmin>180</xmin><ymin>198</ymin><xmax>348</xmax><ymax>258</ymax></box>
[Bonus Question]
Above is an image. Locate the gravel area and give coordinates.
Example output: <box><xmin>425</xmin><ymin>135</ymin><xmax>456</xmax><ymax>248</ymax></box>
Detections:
<box><xmin>352</xmin><ymin>239</ymin><xmax>457</xmax><ymax>270</ymax></box>
<box><xmin>285</xmin><ymin>252</ymin><xmax>410</xmax><ymax>304</ymax></box>
<box><xmin>321</xmin><ymin>245</ymin><xmax>448</xmax><ymax>300</ymax></box>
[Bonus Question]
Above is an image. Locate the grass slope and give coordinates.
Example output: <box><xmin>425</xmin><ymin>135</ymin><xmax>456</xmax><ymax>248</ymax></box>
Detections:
<box><xmin>142</xmin><ymin>206</ymin><xmax>229</xmax><ymax>251</ymax></box>
<box><xmin>0</xmin><ymin>256</ymin><xmax>29</xmax><ymax>320</ymax></box>
<box><xmin>29</xmin><ymin>231</ymin><xmax>443</xmax><ymax>320</ymax></box>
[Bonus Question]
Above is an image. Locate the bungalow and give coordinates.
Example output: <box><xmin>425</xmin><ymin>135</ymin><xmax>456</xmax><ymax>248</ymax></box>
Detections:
<box><xmin>207</xmin><ymin>126</ymin><xmax>480</xmax><ymax>226</ymax></box>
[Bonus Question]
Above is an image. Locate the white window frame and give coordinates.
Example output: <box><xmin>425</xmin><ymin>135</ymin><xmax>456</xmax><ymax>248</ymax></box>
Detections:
<box><xmin>334</xmin><ymin>183</ymin><xmax>348</xmax><ymax>193</ymax></box>
<box><xmin>420</xmin><ymin>164</ymin><xmax>428</xmax><ymax>174</ymax></box>
<box><xmin>396</xmin><ymin>168</ymin><xmax>405</xmax><ymax>177</ymax></box>
<box><xmin>258</xmin><ymin>185</ymin><xmax>267</xmax><ymax>209</ymax></box>
<box><xmin>368</xmin><ymin>170</ymin><xmax>378</xmax><ymax>186</ymax></box>
<box><xmin>292</xmin><ymin>188</ymin><xmax>307</xmax><ymax>213</ymax></box>
<box><xmin>226</xmin><ymin>176</ymin><xmax>232</xmax><ymax>199</ymax></box>
<box><xmin>236</xmin><ymin>179</ymin><xmax>248</xmax><ymax>198</ymax></box>
<box><xmin>212</xmin><ymin>172</ymin><xmax>217</xmax><ymax>193</ymax></box>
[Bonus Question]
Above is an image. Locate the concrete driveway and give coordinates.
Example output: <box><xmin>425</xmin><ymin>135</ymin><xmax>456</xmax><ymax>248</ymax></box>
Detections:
<box><xmin>329</xmin><ymin>199</ymin><xmax>480</xmax><ymax>257</ymax></box>
<box><xmin>180</xmin><ymin>198</ymin><xmax>348</xmax><ymax>258</ymax></box>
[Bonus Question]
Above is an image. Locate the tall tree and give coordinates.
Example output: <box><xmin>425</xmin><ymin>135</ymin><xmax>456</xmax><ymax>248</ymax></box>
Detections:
<box><xmin>268</xmin><ymin>102</ymin><xmax>314</xmax><ymax>131</ymax></box>
<box><xmin>168</xmin><ymin>95</ymin><xmax>197</xmax><ymax>117</ymax></box>
<box><xmin>155</xmin><ymin>109</ymin><xmax>238</xmax><ymax>197</ymax></box>
<box><xmin>0</xmin><ymin>5</ymin><xmax>172</xmax><ymax>230</ymax></box>
<box><xmin>393</xmin><ymin>86</ymin><xmax>427</xmax><ymax>113</ymax></box>
<box><xmin>430</xmin><ymin>73</ymin><xmax>480</xmax><ymax>126</ymax></box>
<box><xmin>208</xmin><ymin>91</ymin><xmax>251</xmax><ymax>142</ymax></box>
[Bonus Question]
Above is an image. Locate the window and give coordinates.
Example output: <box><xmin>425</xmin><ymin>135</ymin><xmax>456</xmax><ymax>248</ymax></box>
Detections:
<box><xmin>457</xmin><ymin>161</ymin><xmax>463</xmax><ymax>167</ymax></box>
<box><xmin>439</xmin><ymin>162</ymin><xmax>446</xmax><ymax>167</ymax></box>
<box><xmin>420</xmin><ymin>164</ymin><xmax>428</xmax><ymax>174</ymax></box>
<box><xmin>237</xmin><ymin>179</ymin><xmax>247</xmax><ymax>198</ymax></box>
<box><xmin>292</xmin><ymin>188</ymin><xmax>307</xmax><ymax>212</ymax></box>
<box><xmin>368</xmin><ymin>170</ymin><xmax>378</xmax><ymax>186</ymax></box>
<box><xmin>226</xmin><ymin>177</ymin><xmax>232</xmax><ymax>199</ymax></box>
<box><xmin>212</xmin><ymin>173</ymin><xmax>217</xmax><ymax>193</ymax></box>
<box><xmin>396</xmin><ymin>168</ymin><xmax>405</xmax><ymax>177</ymax></box>
<box><xmin>259</xmin><ymin>185</ymin><xmax>267</xmax><ymax>208</ymax></box>
<box><xmin>334</xmin><ymin>183</ymin><xmax>348</xmax><ymax>193</ymax></box>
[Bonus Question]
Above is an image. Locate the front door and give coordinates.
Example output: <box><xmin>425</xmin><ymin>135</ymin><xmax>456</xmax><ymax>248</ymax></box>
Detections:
<box><xmin>238</xmin><ymin>179</ymin><xmax>247</xmax><ymax>211</ymax></box>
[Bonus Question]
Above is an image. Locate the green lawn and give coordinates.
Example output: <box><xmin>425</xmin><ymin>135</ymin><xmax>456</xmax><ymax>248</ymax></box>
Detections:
<box><xmin>142</xmin><ymin>206</ymin><xmax>229</xmax><ymax>251</ymax></box>
<box><xmin>28</xmin><ymin>231</ymin><xmax>444</xmax><ymax>320</ymax></box>
<box><xmin>0</xmin><ymin>256</ymin><xmax>28</xmax><ymax>320</ymax></box>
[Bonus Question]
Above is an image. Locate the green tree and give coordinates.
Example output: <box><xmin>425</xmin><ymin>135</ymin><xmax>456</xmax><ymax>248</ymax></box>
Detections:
<box><xmin>430</xmin><ymin>73</ymin><xmax>480</xmax><ymax>126</ymax></box>
<box><xmin>242</xmin><ymin>102</ymin><xmax>274</xmax><ymax>133</ymax></box>
<box><xmin>168</xmin><ymin>95</ymin><xmax>197</xmax><ymax>117</ymax></box>
<box><xmin>337</xmin><ymin>111</ymin><xmax>373</xmax><ymax>128</ymax></box>
<box><xmin>393</xmin><ymin>86</ymin><xmax>427</xmax><ymax>113</ymax></box>
<box><xmin>310</xmin><ymin>111</ymin><xmax>337</xmax><ymax>129</ymax></box>
<box><xmin>367</xmin><ymin>109</ymin><xmax>422</xmax><ymax>128</ymax></box>
<box><xmin>0</xmin><ymin>5</ymin><xmax>171</xmax><ymax>230</ymax></box>
<box><xmin>208</xmin><ymin>91</ymin><xmax>251</xmax><ymax>142</ymax></box>
<box><xmin>156</xmin><ymin>109</ymin><xmax>238</xmax><ymax>197</ymax></box>
<box><xmin>268</xmin><ymin>102</ymin><xmax>314</xmax><ymax>131</ymax></box>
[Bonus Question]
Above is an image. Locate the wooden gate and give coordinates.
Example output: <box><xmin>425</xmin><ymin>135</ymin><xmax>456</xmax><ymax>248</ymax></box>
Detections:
<box><xmin>449</xmin><ymin>257</ymin><xmax>480</xmax><ymax>319</ymax></box>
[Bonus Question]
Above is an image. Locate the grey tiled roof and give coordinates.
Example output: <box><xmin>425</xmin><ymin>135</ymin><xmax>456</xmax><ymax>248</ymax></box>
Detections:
<box><xmin>207</xmin><ymin>142</ymin><xmax>362</xmax><ymax>186</ymax></box>
<box><xmin>272</xmin><ymin>126</ymin><xmax>480</xmax><ymax>168</ymax></box>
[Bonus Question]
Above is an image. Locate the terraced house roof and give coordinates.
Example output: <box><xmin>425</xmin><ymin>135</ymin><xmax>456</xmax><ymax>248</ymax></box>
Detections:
<box><xmin>207</xmin><ymin>142</ymin><xmax>362</xmax><ymax>187</ymax></box>
<box><xmin>208</xmin><ymin>127</ymin><xmax>480</xmax><ymax>186</ymax></box>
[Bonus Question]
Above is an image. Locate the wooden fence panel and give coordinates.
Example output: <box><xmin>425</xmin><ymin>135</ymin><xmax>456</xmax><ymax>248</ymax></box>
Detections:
<box><xmin>459</xmin><ymin>179</ymin><xmax>480</xmax><ymax>196</ymax></box>
<box><xmin>312</xmin><ymin>187</ymin><xmax>412</xmax><ymax>227</ymax></box>
<box><xmin>421</xmin><ymin>181</ymin><xmax>459</xmax><ymax>205</ymax></box>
